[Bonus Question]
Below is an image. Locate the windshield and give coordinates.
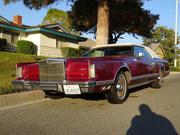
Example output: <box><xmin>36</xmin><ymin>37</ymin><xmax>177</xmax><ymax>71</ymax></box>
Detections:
<box><xmin>82</xmin><ymin>46</ymin><xmax>133</xmax><ymax>57</ymax></box>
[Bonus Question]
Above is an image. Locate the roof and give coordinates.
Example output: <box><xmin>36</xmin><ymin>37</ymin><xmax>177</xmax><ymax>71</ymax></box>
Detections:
<box><xmin>91</xmin><ymin>43</ymin><xmax>145</xmax><ymax>49</ymax></box>
<box><xmin>148</xmin><ymin>43</ymin><xmax>166</xmax><ymax>56</ymax></box>
<box><xmin>91</xmin><ymin>43</ymin><xmax>160</xmax><ymax>58</ymax></box>
<box><xmin>0</xmin><ymin>15</ymin><xmax>87</xmax><ymax>42</ymax></box>
<box><xmin>0</xmin><ymin>15</ymin><xmax>11</xmax><ymax>23</ymax></box>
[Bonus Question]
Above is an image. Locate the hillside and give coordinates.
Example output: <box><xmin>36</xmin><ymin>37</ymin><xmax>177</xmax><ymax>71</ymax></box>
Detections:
<box><xmin>0</xmin><ymin>51</ymin><xmax>45</xmax><ymax>94</ymax></box>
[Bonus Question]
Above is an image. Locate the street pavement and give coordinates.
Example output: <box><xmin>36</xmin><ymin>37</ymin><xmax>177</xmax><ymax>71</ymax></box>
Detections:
<box><xmin>0</xmin><ymin>73</ymin><xmax>180</xmax><ymax>135</ymax></box>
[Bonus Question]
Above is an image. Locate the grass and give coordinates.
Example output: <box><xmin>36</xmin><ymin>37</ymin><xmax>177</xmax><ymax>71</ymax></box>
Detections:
<box><xmin>0</xmin><ymin>51</ymin><xmax>46</xmax><ymax>95</ymax></box>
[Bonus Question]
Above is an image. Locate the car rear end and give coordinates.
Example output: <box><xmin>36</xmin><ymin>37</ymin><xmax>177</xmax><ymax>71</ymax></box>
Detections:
<box><xmin>12</xmin><ymin>58</ymin><xmax>103</xmax><ymax>95</ymax></box>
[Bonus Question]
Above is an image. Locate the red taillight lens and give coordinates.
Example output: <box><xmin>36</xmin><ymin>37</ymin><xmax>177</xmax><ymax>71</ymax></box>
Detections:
<box><xmin>23</xmin><ymin>63</ymin><xmax>39</xmax><ymax>81</ymax></box>
<box><xmin>16</xmin><ymin>63</ymin><xmax>39</xmax><ymax>81</ymax></box>
<box><xmin>66</xmin><ymin>60</ymin><xmax>89</xmax><ymax>81</ymax></box>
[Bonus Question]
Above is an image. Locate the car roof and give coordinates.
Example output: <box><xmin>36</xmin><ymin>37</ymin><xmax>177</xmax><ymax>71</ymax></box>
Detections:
<box><xmin>91</xmin><ymin>43</ymin><xmax>146</xmax><ymax>49</ymax></box>
<box><xmin>90</xmin><ymin>43</ymin><xmax>160</xmax><ymax>58</ymax></box>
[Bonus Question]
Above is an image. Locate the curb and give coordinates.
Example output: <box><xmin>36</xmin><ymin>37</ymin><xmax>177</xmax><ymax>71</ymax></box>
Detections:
<box><xmin>170</xmin><ymin>72</ymin><xmax>180</xmax><ymax>74</ymax></box>
<box><xmin>0</xmin><ymin>90</ymin><xmax>46</xmax><ymax>109</ymax></box>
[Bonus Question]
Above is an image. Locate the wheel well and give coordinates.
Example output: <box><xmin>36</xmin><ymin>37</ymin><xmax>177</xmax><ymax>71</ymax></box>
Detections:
<box><xmin>161</xmin><ymin>66</ymin><xmax>164</xmax><ymax>72</ymax></box>
<box><xmin>117</xmin><ymin>67</ymin><xmax>131</xmax><ymax>84</ymax></box>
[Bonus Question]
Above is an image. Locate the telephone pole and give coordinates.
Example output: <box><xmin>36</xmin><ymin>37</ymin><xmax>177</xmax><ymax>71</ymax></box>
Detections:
<box><xmin>174</xmin><ymin>0</ymin><xmax>179</xmax><ymax>67</ymax></box>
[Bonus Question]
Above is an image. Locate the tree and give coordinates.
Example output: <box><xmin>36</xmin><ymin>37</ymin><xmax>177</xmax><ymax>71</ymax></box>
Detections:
<box><xmin>143</xmin><ymin>26</ymin><xmax>180</xmax><ymax>64</ymax></box>
<box><xmin>4</xmin><ymin>0</ymin><xmax>159</xmax><ymax>45</ymax></box>
<box><xmin>42</xmin><ymin>8</ymin><xmax>72</xmax><ymax>31</ymax></box>
<box><xmin>69</xmin><ymin>0</ymin><xmax>158</xmax><ymax>44</ymax></box>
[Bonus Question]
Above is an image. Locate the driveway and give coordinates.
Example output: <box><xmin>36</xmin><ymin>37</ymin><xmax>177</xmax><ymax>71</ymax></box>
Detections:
<box><xmin>0</xmin><ymin>73</ymin><xmax>180</xmax><ymax>135</ymax></box>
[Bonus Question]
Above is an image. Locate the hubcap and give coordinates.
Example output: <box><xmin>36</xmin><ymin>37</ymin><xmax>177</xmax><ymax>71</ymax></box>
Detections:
<box><xmin>116</xmin><ymin>75</ymin><xmax>126</xmax><ymax>99</ymax></box>
<box><xmin>158</xmin><ymin>71</ymin><xmax>163</xmax><ymax>86</ymax></box>
<box><xmin>116</xmin><ymin>84</ymin><xmax>123</xmax><ymax>91</ymax></box>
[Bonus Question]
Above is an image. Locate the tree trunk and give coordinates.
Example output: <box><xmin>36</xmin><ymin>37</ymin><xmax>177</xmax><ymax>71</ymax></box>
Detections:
<box><xmin>96</xmin><ymin>0</ymin><xmax>109</xmax><ymax>45</ymax></box>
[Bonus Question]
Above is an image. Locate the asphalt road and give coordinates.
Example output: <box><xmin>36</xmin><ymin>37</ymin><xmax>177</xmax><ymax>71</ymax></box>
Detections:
<box><xmin>0</xmin><ymin>73</ymin><xmax>180</xmax><ymax>135</ymax></box>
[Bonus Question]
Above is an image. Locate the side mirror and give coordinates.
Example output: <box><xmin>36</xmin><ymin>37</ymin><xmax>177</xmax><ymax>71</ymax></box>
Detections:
<box><xmin>136</xmin><ymin>52</ymin><xmax>144</xmax><ymax>58</ymax></box>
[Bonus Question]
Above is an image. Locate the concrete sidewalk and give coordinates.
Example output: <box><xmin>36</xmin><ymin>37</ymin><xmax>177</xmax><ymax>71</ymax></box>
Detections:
<box><xmin>0</xmin><ymin>90</ymin><xmax>46</xmax><ymax>110</ymax></box>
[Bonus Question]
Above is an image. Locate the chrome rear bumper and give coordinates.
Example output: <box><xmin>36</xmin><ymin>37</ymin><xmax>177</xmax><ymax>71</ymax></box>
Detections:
<box><xmin>12</xmin><ymin>80</ymin><xmax>98</xmax><ymax>93</ymax></box>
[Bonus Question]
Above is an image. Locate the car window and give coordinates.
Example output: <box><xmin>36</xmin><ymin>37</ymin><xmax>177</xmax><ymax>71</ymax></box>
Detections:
<box><xmin>82</xmin><ymin>46</ymin><xmax>133</xmax><ymax>57</ymax></box>
<box><xmin>105</xmin><ymin>46</ymin><xmax>132</xmax><ymax>56</ymax></box>
<box><xmin>134</xmin><ymin>46</ymin><xmax>152</xmax><ymax>58</ymax></box>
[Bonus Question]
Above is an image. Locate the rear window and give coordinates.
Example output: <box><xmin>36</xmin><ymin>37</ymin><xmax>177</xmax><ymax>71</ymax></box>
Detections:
<box><xmin>82</xmin><ymin>46</ymin><xmax>133</xmax><ymax>57</ymax></box>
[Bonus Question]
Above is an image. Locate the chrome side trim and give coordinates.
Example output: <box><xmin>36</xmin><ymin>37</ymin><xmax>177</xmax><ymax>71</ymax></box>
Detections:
<box><xmin>131</xmin><ymin>73</ymin><xmax>158</xmax><ymax>81</ymax></box>
<box><xmin>128</xmin><ymin>80</ymin><xmax>155</xmax><ymax>89</ymax></box>
<box><xmin>96</xmin><ymin>80</ymin><xmax>114</xmax><ymax>85</ymax></box>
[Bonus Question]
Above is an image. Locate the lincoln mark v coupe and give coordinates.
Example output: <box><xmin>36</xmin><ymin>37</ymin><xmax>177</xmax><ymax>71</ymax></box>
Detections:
<box><xmin>13</xmin><ymin>44</ymin><xmax>170</xmax><ymax>104</ymax></box>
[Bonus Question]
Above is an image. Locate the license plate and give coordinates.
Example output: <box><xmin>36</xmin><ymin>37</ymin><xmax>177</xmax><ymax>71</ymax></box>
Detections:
<box><xmin>63</xmin><ymin>85</ymin><xmax>81</xmax><ymax>95</ymax></box>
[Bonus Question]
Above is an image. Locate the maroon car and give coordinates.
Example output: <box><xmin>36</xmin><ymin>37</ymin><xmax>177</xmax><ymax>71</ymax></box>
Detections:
<box><xmin>12</xmin><ymin>44</ymin><xmax>170</xmax><ymax>104</ymax></box>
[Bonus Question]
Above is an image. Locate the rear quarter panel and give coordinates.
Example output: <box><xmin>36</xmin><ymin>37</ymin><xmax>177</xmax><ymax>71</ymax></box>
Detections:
<box><xmin>89</xmin><ymin>56</ymin><xmax>133</xmax><ymax>81</ymax></box>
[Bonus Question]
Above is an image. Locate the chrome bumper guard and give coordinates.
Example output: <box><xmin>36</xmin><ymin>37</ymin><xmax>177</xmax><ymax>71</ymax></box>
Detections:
<box><xmin>12</xmin><ymin>80</ymin><xmax>97</xmax><ymax>93</ymax></box>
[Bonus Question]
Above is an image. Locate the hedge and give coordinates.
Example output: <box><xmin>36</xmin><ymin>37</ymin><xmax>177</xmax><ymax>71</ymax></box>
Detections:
<box><xmin>0</xmin><ymin>38</ymin><xmax>7</xmax><ymax>51</ymax></box>
<box><xmin>61</xmin><ymin>47</ymin><xmax>83</xmax><ymax>57</ymax></box>
<box><xmin>17</xmin><ymin>40</ymin><xmax>36</xmax><ymax>54</ymax></box>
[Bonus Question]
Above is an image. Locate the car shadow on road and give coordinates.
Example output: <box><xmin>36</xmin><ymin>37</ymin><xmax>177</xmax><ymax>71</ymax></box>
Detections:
<box><xmin>46</xmin><ymin>92</ymin><xmax>106</xmax><ymax>101</ymax></box>
<box><xmin>126</xmin><ymin>104</ymin><xmax>178</xmax><ymax>135</ymax></box>
<box><xmin>47</xmin><ymin>85</ymin><xmax>152</xmax><ymax>101</ymax></box>
<box><xmin>66</xmin><ymin>93</ymin><xmax>106</xmax><ymax>101</ymax></box>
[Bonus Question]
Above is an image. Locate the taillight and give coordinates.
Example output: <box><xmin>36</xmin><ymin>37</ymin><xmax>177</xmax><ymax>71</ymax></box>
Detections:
<box><xmin>16</xmin><ymin>63</ymin><xmax>39</xmax><ymax>81</ymax></box>
<box><xmin>89</xmin><ymin>64</ymin><xmax>96</xmax><ymax>78</ymax></box>
<box><xmin>16</xmin><ymin>66</ymin><xmax>22</xmax><ymax>79</ymax></box>
<box><xmin>66</xmin><ymin>60</ymin><xmax>89</xmax><ymax>81</ymax></box>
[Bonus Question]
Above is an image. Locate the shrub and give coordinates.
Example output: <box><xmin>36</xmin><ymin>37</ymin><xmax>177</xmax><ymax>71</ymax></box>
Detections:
<box><xmin>0</xmin><ymin>38</ymin><xmax>7</xmax><ymax>51</ymax></box>
<box><xmin>170</xmin><ymin>66</ymin><xmax>180</xmax><ymax>72</ymax></box>
<box><xmin>61</xmin><ymin>47</ymin><xmax>83</xmax><ymax>57</ymax></box>
<box><xmin>17</xmin><ymin>40</ymin><xmax>36</xmax><ymax>54</ymax></box>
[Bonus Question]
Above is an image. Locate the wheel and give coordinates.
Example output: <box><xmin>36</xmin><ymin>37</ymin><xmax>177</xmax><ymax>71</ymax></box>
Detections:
<box><xmin>151</xmin><ymin>70</ymin><xmax>163</xmax><ymax>89</ymax></box>
<box><xmin>106</xmin><ymin>72</ymin><xmax>129</xmax><ymax>104</ymax></box>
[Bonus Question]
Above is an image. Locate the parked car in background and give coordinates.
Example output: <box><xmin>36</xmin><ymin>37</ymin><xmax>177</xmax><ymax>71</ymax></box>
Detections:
<box><xmin>12</xmin><ymin>43</ymin><xmax>170</xmax><ymax>104</ymax></box>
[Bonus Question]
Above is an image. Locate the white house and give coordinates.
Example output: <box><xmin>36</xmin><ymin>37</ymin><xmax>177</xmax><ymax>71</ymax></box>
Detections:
<box><xmin>0</xmin><ymin>15</ymin><xmax>90</xmax><ymax>57</ymax></box>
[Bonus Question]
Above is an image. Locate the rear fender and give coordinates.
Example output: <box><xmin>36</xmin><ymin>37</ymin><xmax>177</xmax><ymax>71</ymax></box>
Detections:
<box><xmin>114</xmin><ymin>64</ymin><xmax>131</xmax><ymax>84</ymax></box>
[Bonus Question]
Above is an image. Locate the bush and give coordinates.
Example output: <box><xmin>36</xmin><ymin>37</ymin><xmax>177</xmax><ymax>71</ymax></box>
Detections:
<box><xmin>17</xmin><ymin>40</ymin><xmax>36</xmax><ymax>54</ymax></box>
<box><xmin>0</xmin><ymin>38</ymin><xmax>7</xmax><ymax>51</ymax></box>
<box><xmin>61</xmin><ymin>47</ymin><xmax>83</xmax><ymax>57</ymax></box>
<box><xmin>170</xmin><ymin>66</ymin><xmax>180</xmax><ymax>72</ymax></box>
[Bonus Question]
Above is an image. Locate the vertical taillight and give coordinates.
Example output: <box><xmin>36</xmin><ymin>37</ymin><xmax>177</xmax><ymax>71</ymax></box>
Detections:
<box><xmin>89</xmin><ymin>64</ymin><xmax>96</xmax><ymax>78</ymax></box>
<box><xmin>16</xmin><ymin>65</ymin><xmax>22</xmax><ymax>79</ymax></box>
<box><xmin>66</xmin><ymin>60</ymin><xmax>89</xmax><ymax>81</ymax></box>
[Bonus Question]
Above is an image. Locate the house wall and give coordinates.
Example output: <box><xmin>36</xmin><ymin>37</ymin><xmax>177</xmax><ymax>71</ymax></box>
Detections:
<box><xmin>39</xmin><ymin>33</ymin><xmax>62</xmax><ymax>57</ymax></box>
<box><xmin>155</xmin><ymin>47</ymin><xmax>165</xmax><ymax>58</ymax></box>
<box><xmin>2</xmin><ymin>33</ymin><xmax>11</xmax><ymax>43</ymax></box>
<box><xmin>40</xmin><ymin>33</ymin><xmax>56</xmax><ymax>48</ymax></box>
<box><xmin>39</xmin><ymin>33</ymin><xmax>79</xmax><ymax>57</ymax></box>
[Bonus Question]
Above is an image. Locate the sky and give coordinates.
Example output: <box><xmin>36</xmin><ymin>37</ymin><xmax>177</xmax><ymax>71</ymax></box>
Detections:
<box><xmin>0</xmin><ymin>0</ymin><xmax>179</xmax><ymax>44</ymax></box>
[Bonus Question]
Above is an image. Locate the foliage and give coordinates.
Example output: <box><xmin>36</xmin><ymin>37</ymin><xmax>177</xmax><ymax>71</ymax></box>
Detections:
<box><xmin>0</xmin><ymin>52</ymin><xmax>37</xmax><ymax>95</ymax></box>
<box><xmin>17</xmin><ymin>40</ymin><xmax>36</xmax><ymax>54</ymax></box>
<box><xmin>3</xmin><ymin>0</ymin><xmax>158</xmax><ymax>44</ymax></box>
<box><xmin>3</xmin><ymin>0</ymin><xmax>60</xmax><ymax>9</ymax></box>
<box><xmin>143</xmin><ymin>26</ymin><xmax>180</xmax><ymax>64</ymax></box>
<box><xmin>61</xmin><ymin>47</ymin><xmax>83</xmax><ymax>57</ymax></box>
<box><xmin>0</xmin><ymin>38</ymin><xmax>7</xmax><ymax>51</ymax></box>
<box><xmin>170</xmin><ymin>67</ymin><xmax>180</xmax><ymax>72</ymax></box>
<box><xmin>42</xmin><ymin>8</ymin><xmax>73</xmax><ymax>32</ymax></box>
<box><xmin>69</xmin><ymin>0</ymin><xmax>159</xmax><ymax>43</ymax></box>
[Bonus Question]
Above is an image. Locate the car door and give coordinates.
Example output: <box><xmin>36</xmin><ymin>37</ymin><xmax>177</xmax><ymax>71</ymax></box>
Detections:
<box><xmin>130</xmin><ymin>46</ymin><xmax>155</xmax><ymax>84</ymax></box>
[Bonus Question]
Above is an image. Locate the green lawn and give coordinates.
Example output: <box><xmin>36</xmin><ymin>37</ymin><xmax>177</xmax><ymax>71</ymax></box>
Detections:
<box><xmin>0</xmin><ymin>51</ymin><xmax>46</xmax><ymax>95</ymax></box>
